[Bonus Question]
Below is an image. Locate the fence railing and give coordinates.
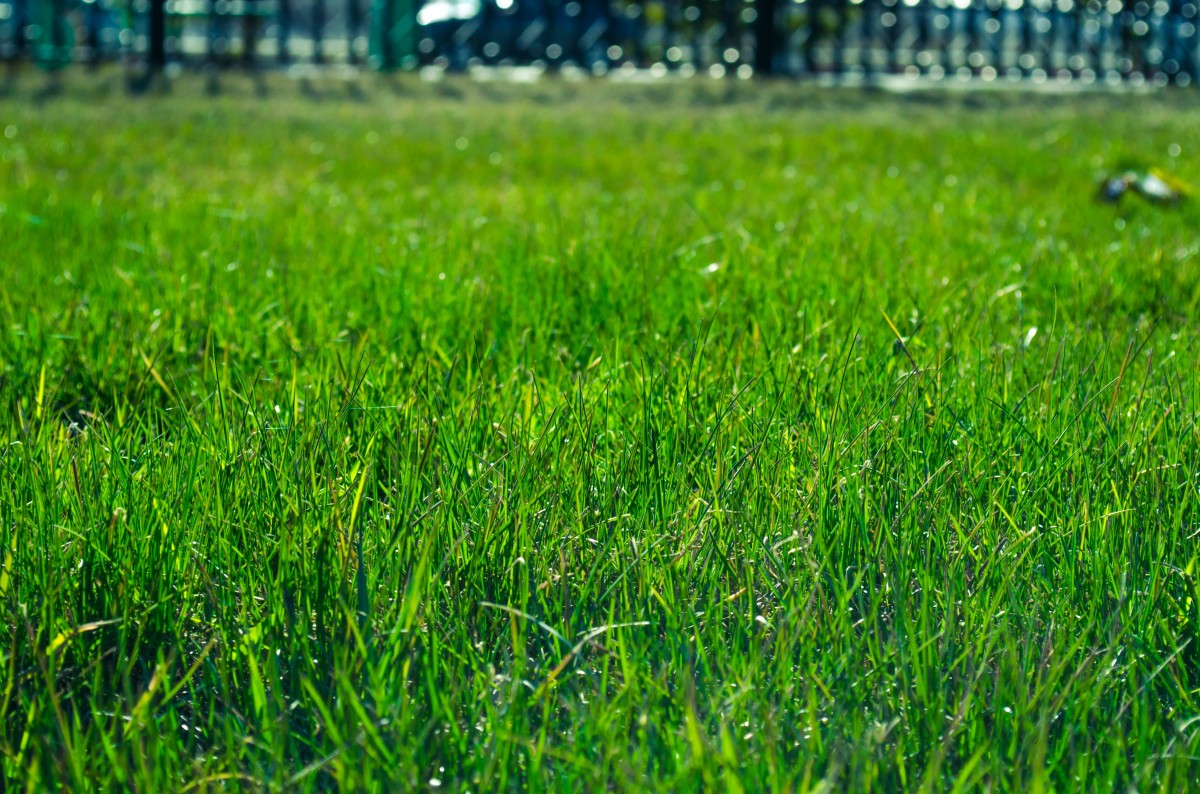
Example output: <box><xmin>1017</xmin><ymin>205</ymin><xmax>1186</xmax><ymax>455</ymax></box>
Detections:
<box><xmin>2</xmin><ymin>0</ymin><xmax>1197</xmax><ymax>83</ymax></box>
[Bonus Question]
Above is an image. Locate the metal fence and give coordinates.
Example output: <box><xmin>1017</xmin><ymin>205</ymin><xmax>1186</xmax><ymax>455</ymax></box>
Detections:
<box><xmin>2</xmin><ymin>0</ymin><xmax>1198</xmax><ymax>83</ymax></box>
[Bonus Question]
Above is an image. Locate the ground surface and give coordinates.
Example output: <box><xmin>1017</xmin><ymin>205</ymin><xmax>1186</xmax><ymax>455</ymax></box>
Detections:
<box><xmin>3</xmin><ymin>74</ymin><xmax>1200</xmax><ymax>791</ymax></box>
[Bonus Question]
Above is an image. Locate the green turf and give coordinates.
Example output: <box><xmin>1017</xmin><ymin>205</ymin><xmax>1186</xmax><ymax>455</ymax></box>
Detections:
<box><xmin>4</xmin><ymin>77</ymin><xmax>1200</xmax><ymax>791</ymax></box>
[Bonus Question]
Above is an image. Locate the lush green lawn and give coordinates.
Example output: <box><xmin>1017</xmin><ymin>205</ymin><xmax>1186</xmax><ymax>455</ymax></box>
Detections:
<box><xmin>4</xmin><ymin>76</ymin><xmax>1200</xmax><ymax>791</ymax></box>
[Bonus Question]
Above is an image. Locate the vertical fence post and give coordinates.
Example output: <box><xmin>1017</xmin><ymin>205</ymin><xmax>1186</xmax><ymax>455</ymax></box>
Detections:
<box><xmin>206</xmin><ymin>0</ymin><xmax>216</xmax><ymax>65</ymax></box>
<box><xmin>348</xmin><ymin>0</ymin><xmax>363</xmax><ymax>62</ymax></box>
<box><xmin>149</xmin><ymin>0</ymin><xmax>166</xmax><ymax>71</ymax></box>
<box><xmin>370</xmin><ymin>0</ymin><xmax>415</xmax><ymax>69</ymax></box>
<box><xmin>87</xmin><ymin>0</ymin><xmax>103</xmax><ymax>65</ymax></box>
<box><xmin>30</xmin><ymin>0</ymin><xmax>71</xmax><ymax>67</ymax></box>
<box><xmin>860</xmin><ymin>0</ymin><xmax>875</xmax><ymax>77</ymax></box>
<box><xmin>754</xmin><ymin>0</ymin><xmax>777</xmax><ymax>74</ymax></box>
<box><xmin>49</xmin><ymin>0</ymin><xmax>65</xmax><ymax>61</ymax></box>
<box><xmin>804</xmin><ymin>0</ymin><xmax>819</xmax><ymax>72</ymax></box>
<box><xmin>12</xmin><ymin>0</ymin><xmax>27</xmax><ymax>61</ymax></box>
<box><xmin>278</xmin><ymin>0</ymin><xmax>291</xmax><ymax>62</ymax></box>
<box><xmin>372</xmin><ymin>0</ymin><xmax>394</xmax><ymax>67</ymax></box>
<box><xmin>312</xmin><ymin>0</ymin><xmax>325</xmax><ymax>62</ymax></box>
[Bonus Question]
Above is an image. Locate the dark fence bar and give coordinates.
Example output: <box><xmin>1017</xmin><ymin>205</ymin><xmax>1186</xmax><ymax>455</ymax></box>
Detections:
<box><xmin>349</xmin><ymin>0</ymin><xmax>364</xmax><ymax>60</ymax></box>
<box><xmin>149</xmin><ymin>0</ymin><xmax>167</xmax><ymax>70</ymax></box>
<box><xmin>755</xmin><ymin>0</ymin><xmax>778</xmax><ymax>72</ymax></box>
<box><xmin>279</xmin><ymin>0</ymin><xmax>293</xmax><ymax>61</ymax></box>
<box><xmin>0</xmin><ymin>0</ymin><xmax>1196</xmax><ymax>83</ymax></box>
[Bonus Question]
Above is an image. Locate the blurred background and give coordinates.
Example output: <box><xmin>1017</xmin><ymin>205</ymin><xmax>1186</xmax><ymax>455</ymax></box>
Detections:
<box><xmin>1</xmin><ymin>0</ymin><xmax>1198</xmax><ymax>84</ymax></box>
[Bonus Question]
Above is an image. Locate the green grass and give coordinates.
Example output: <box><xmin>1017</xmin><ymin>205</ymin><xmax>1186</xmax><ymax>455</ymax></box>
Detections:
<box><xmin>4</xmin><ymin>76</ymin><xmax>1200</xmax><ymax>791</ymax></box>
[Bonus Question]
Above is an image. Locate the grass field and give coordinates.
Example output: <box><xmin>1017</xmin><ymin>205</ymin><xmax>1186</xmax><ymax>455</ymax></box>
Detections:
<box><xmin>4</xmin><ymin>76</ymin><xmax>1200</xmax><ymax>791</ymax></box>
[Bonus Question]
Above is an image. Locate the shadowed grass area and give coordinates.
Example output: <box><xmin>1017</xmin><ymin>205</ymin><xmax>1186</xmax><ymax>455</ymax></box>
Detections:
<box><xmin>3</xmin><ymin>78</ymin><xmax>1200</xmax><ymax>791</ymax></box>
